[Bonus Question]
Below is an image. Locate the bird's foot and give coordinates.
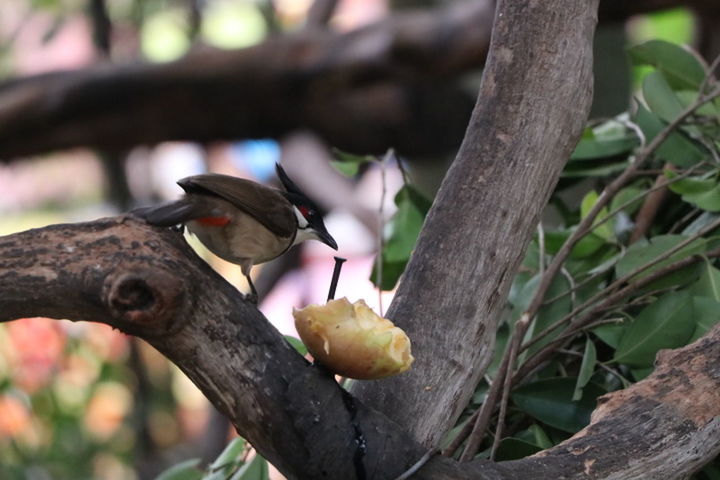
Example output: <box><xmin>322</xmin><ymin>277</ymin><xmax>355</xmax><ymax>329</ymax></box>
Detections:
<box><xmin>245</xmin><ymin>292</ymin><xmax>258</xmax><ymax>304</ymax></box>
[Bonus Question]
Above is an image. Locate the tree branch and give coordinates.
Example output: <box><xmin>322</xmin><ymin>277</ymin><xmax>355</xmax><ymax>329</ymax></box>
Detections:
<box><xmin>0</xmin><ymin>0</ymin><xmax>709</xmax><ymax>161</ymax></box>
<box><xmin>0</xmin><ymin>1</ymin><xmax>493</xmax><ymax>160</ymax></box>
<box><xmin>0</xmin><ymin>218</ymin><xmax>424</xmax><ymax>479</ymax></box>
<box><xmin>3</xmin><ymin>217</ymin><xmax>720</xmax><ymax>480</ymax></box>
<box><xmin>349</xmin><ymin>0</ymin><xmax>598</xmax><ymax>448</ymax></box>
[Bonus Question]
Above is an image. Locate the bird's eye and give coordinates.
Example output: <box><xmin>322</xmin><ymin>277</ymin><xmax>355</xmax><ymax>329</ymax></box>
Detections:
<box><xmin>299</xmin><ymin>206</ymin><xmax>311</xmax><ymax>218</ymax></box>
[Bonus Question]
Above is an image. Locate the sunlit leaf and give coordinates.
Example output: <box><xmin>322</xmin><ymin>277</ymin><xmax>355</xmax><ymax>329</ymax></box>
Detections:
<box><xmin>285</xmin><ymin>336</ymin><xmax>307</xmax><ymax>356</ymax></box>
<box><xmin>330</xmin><ymin>149</ymin><xmax>375</xmax><ymax>177</ymax></box>
<box><xmin>580</xmin><ymin>190</ymin><xmax>613</xmax><ymax>240</ymax></box>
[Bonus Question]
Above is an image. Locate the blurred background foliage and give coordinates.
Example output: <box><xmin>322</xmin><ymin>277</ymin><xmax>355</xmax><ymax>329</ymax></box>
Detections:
<box><xmin>0</xmin><ymin>0</ymin><xmax>717</xmax><ymax>479</ymax></box>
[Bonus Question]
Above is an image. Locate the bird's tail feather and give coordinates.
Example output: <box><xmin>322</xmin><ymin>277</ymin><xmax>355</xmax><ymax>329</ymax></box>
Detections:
<box><xmin>131</xmin><ymin>198</ymin><xmax>202</xmax><ymax>227</ymax></box>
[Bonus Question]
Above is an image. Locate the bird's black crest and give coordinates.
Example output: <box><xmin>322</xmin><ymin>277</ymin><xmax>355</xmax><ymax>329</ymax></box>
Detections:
<box><xmin>275</xmin><ymin>163</ymin><xmax>304</xmax><ymax>196</ymax></box>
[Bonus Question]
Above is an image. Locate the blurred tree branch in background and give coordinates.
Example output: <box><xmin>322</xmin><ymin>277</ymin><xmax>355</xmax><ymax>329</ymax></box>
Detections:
<box><xmin>0</xmin><ymin>0</ymin><xmax>716</xmax><ymax>162</ymax></box>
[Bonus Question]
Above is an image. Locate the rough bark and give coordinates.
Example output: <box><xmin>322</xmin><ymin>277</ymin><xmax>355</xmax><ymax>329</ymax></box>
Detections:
<box><xmin>2</xmin><ymin>218</ymin><xmax>720</xmax><ymax>479</ymax></box>
<box><xmin>0</xmin><ymin>218</ymin><xmax>423</xmax><ymax>479</ymax></box>
<box><xmin>349</xmin><ymin>0</ymin><xmax>597</xmax><ymax>448</ymax></box>
<box><xmin>0</xmin><ymin>0</ymin><xmax>708</xmax><ymax>161</ymax></box>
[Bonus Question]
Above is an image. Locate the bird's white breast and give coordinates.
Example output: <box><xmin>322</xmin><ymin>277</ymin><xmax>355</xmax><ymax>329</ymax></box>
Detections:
<box><xmin>186</xmin><ymin>209</ymin><xmax>294</xmax><ymax>269</ymax></box>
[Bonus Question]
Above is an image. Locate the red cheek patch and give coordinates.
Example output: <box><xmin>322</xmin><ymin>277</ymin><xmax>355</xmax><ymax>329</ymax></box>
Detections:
<box><xmin>196</xmin><ymin>216</ymin><xmax>231</xmax><ymax>227</ymax></box>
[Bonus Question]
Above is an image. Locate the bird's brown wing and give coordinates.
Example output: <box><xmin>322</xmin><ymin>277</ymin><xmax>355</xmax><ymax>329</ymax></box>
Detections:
<box><xmin>178</xmin><ymin>173</ymin><xmax>296</xmax><ymax>238</ymax></box>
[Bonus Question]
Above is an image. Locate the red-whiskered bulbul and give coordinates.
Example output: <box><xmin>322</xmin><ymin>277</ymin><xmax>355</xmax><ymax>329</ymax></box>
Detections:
<box><xmin>133</xmin><ymin>163</ymin><xmax>338</xmax><ymax>301</ymax></box>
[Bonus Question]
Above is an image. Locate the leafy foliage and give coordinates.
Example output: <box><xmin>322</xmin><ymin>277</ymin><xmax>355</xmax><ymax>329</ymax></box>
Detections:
<box><xmin>436</xmin><ymin>40</ymin><xmax>720</xmax><ymax>477</ymax></box>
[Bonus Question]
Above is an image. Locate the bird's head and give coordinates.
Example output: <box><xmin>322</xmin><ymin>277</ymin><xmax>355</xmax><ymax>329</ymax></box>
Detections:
<box><xmin>276</xmin><ymin>163</ymin><xmax>338</xmax><ymax>250</ymax></box>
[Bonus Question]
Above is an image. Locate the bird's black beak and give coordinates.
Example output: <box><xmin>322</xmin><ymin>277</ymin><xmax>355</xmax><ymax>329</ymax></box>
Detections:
<box><xmin>315</xmin><ymin>228</ymin><xmax>338</xmax><ymax>250</ymax></box>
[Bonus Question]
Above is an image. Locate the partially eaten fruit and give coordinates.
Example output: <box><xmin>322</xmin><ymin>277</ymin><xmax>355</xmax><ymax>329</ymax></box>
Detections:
<box><xmin>293</xmin><ymin>297</ymin><xmax>414</xmax><ymax>380</ymax></box>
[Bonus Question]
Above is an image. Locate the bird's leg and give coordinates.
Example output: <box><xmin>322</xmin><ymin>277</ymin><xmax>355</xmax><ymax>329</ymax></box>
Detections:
<box><xmin>240</xmin><ymin>259</ymin><xmax>258</xmax><ymax>304</ymax></box>
<box><xmin>245</xmin><ymin>275</ymin><xmax>259</xmax><ymax>304</ymax></box>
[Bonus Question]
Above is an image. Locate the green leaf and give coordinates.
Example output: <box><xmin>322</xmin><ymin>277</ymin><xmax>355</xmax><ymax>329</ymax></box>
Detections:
<box><xmin>210</xmin><ymin>438</ymin><xmax>246</xmax><ymax>470</ymax></box>
<box><xmin>524</xmin><ymin>275</ymin><xmax>572</xmax><ymax>357</ymax></box>
<box><xmin>330</xmin><ymin>149</ymin><xmax>375</xmax><ymax>177</ymax></box>
<box><xmin>665</xmin><ymin>171</ymin><xmax>720</xmax><ymax>212</ymax></box>
<box><xmin>592</xmin><ymin>321</ymin><xmax>626</xmax><ymax>349</ymax></box>
<box><xmin>681</xmin><ymin>185</ymin><xmax>720</xmax><ymax>212</ymax></box>
<box><xmin>572</xmin><ymin>134</ymin><xmax>638</xmax><ymax>160</ymax></box>
<box><xmin>229</xmin><ymin>454</ymin><xmax>269</xmax><ymax>480</ymax></box>
<box><xmin>614</xmin><ymin>291</ymin><xmax>695</xmax><ymax>367</ymax></box>
<box><xmin>689</xmin><ymin>296</ymin><xmax>720</xmax><ymax>342</ymax></box>
<box><xmin>635</xmin><ymin>104</ymin><xmax>707</xmax><ymax>167</ymax></box>
<box><xmin>580</xmin><ymin>190</ymin><xmax>613</xmax><ymax>240</ymax></box>
<box><xmin>689</xmin><ymin>263</ymin><xmax>720</xmax><ymax>301</ymax></box>
<box><xmin>371</xmin><ymin>185</ymin><xmax>432</xmax><ymax>290</ymax></box>
<box><xmin>383</xmin><ymin>185</ymin><xmax>432</xmax><ymax>262</ymax></box>
<box><xmin>628</xmin><ymin>40</ymin><xmax>706</xmax><ymax>90</ymax></box>
<box><xmin>284</xmin><ymin>336</ymin><xmax>307</xmax><ymax>356</ymax></box>
<box><xmin>609</xmin><ymin>185</ymin><xmax>646</xmax><ymax>216</ymax></box>
<box><xmin>204</xmin><ymin>438</ymin><xmax>246</xmax><ymax>480</ymax></box>
<box><xmin>493</xmin><ymin>438</ymin><xmax>542</xmax><ymax>461</ymax></box>
<box><xmin>155</xmin><ymin>460</ymin><xmax>203</xmax><ymax>480</ymax></box>
<box><xmin>511</xmin><ymin>377</ymin><xmax>606</xmax><ymax>433</ymax></box>
<box><xmin>676</xmin><ymin>90</ymin><xmax>720</xmax><ymax>116</ymax></box>
<box><xmin>631</xmin><ymin>367</ymin><xmax>654</xmax><ymax>381</ymax></box>
<box><xmin>572</xmin><ymin>338</ymin><xmax>597</xmax><ymax>401</ymax></box>
<box><xmin>370</xmin><ymin>259</ymin><xmax>407</xmax><ymax>291</ymax></box>
<box><xmin>615</xmin><ymin>234</ymin><xmax>706</xmax><ymax>282</ymax></box>
<box><xmin>562</xmin><ymin>161</ymin><xmax>630</xmax><ymax>178</ymax></box>
<box><xmin>544</xmin><ymin>230</ymin><xmax>608</xmax><ymax>259</ymax></box>
<box><xmin>666</xmin><ymin>171</ymin><xmax>716</xmax><ymax>195</ymax></box>
<box><xmin>528</xmin><ymin>424</ymin><xmax>554</xmax><ymax>449</ymax></box>
<box><xmin>700</xmin><ymin>463</ymin><xmax>720</xmax><ymax>480</ymax></box>
<box><xmin>683</xmin><ymin>212</ymin><xmax>720</xmax><ymax>235</ymax></box>
<box><xmin>642</xmin><ymin>71</ymin><xmax>685</xmax><ymax>122</ymax></box>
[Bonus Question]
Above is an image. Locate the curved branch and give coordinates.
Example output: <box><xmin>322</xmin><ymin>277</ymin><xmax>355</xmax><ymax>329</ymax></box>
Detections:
<box><xmin>0</xmin><ymin>218</ymin><xmax>423</xmax><ymax>479</ymax></box>
<box><xmin>1</xmin><ymin>217</ymin><xmax>719</xmax><ymax>480</ymax></box>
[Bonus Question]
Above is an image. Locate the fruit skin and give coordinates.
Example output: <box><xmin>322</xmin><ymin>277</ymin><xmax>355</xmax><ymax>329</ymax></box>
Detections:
<box><xmin>293</xmin><ymin>298</ymin><xmax>414</xmax><ymax>380</ymax></box>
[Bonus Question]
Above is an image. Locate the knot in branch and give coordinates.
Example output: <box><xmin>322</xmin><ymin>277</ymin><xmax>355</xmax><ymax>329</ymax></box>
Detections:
<box><xmin>104</xmin><ymin>269</ymin><xmax>184</xmax><ymax>337</ymax></box>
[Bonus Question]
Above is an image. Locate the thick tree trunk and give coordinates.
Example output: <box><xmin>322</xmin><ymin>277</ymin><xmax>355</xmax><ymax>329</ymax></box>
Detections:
<box><xmin>349</xmin><ymin>0</ymin><xmax>597</xmax><ymax>448</ymax></box>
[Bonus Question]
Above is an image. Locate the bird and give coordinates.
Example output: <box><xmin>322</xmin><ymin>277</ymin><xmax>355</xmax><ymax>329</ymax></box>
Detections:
<box><xmin>132</xmin><ymin>163</ymin><xmax>338</xmax><ymax>302</ymax></box>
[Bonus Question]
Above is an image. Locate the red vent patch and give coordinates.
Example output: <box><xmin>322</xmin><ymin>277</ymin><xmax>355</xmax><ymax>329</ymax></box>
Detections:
<box><xmin>196</xmin><ymin>216</ymin><xmax>231</xmax><ymax>227</ymax></box>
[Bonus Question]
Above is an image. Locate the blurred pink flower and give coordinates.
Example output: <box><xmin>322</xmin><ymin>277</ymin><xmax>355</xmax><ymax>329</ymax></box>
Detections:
<box><xmin>7</xmin><ymin>318</ymin><xmax>66</xmax><ymax>393</ymax></box>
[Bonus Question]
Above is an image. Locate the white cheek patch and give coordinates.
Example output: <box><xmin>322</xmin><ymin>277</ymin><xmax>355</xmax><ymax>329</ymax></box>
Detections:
<box><xmin>292</xmin><ymin>206</ymin><xmax>309</xmax><ymax>228</ymax></box>
<box><xmin>293</xmin><ymin>228</ymin><xmax>319</xmax><ymax>246</ymax></box>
